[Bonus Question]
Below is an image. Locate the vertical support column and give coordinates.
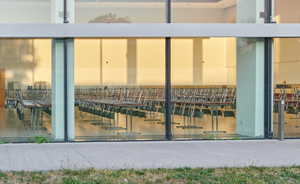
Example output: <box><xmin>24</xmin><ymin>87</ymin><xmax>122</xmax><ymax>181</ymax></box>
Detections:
<box><xmin>51</xmin><ymin>0</ymin><xmax>64</xmax><ymax>141</ymax></box>
<box><xmin>66</xmin><ymin>0</ymin><xmax>75</xmax><ymax>23</ymax></box>
<box><xmin>165</xmin><ymin>0</ymin><xmax>172</xmax><ymax>140</ymax></box>
<box><xmin>127</xmin><ymin>39</ymin><xmax>137</xmax><ymax>86</ymax></box>
<box><xmin>51</xmin><ymin>0</ymin><xmax>75</xmax><ymax>141</ymax></box>
<box><xmin>67</xmin><ymin>38</ymin><xmax>75</xmax><ymax>141</ymax></box>
<box><xmin>51</xmin><ymin>38</ymin><xmax>65</xmax><ymax>141</ymax></box>
<box><xmin>0</xmin><ymin>69</ymin><xmax>5</xmax><ymax>107</ymax></box>
<box><xmin>236</xmin><ymin>39</ymin><xmax>265</xmax><ymax>137</ymax></box>
<box><xmin>51</xmin><ymin>0</ymin><xmax>64</xmax><ymax>23</ymax></box>
<box><xmin>193</xmin><ymin>38</ymin><xmax>203</xmax><ymax>85</ymax></box>
<box><xmin>64</xmin><ymin>38</ymin><xmax>68</xmax><ymax>142</ymax></box>
<box><xmin>236</xmin><ymin>0</ymin><xmax>264</xmax><ymax>24</ymax></box>
<box><xmin>64</xmin><ymin>0</ymin><xmax>75</xmax><ymax>141</ymax></box>
<box><xmin>264</xmin><ymin>38</ymin><xmax>273</xmax><ymax>138</ymax></box>
<box><xmin>236</xmin><ymin>0</ymin><xmax>265</xmax><ymax>137</ymax></box>
<box><xmin>278</xmin><ymin>100</ymin><xmax>284</xmax><ymax>141</ymax></box>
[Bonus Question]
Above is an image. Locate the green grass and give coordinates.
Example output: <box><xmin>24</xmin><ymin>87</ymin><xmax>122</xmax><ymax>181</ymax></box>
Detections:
<box><xmin>27</xmin><ymin>135</ymin><xmax>51</xmax><ymax>143</ymax></box>
<box><xmin>1</xmin><ymin>166</ymin><xmax>300</xmax><ymax>183</ymax></box>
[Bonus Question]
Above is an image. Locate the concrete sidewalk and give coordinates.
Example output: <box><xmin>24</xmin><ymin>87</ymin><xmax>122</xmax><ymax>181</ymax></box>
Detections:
<box><xmin>0</xmin><ymin>140</ymin><xmax>299</xmax><ymax>171</ymax></box>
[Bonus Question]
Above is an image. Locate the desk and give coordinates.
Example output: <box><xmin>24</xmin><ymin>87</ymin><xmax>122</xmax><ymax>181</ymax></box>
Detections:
<box><xmin>17</xmin><ymin>100</ymin><xmax>50</xmax><ymax>135</ymax></box>
<box><xmin>172</xmin><ymin>101</ymin><xmax>233</xmax><ymax>133</ymax></box>
<box><xmin>203</xmin><ymin>104</ymin><xmax>227</xmax><ymax>134</ymax></box>
<box><xmin>80</xmin><ymin>100</ymin><xmax>144</xmax><ymax>134</ymax></box>
<box><xmin>117</xmin><ymin>103</ymin><xmax>145</xmax><ymax>135</ymax></box>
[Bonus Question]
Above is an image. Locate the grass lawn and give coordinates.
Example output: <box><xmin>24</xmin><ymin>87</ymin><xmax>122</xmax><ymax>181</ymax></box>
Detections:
<box><xmin>1</xmin><ymin>166</ymin><xmax>300</xmax><ymax>183</ymax></box>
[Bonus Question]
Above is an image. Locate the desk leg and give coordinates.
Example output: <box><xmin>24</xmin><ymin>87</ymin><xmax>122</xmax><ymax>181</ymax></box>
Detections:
<box><xmin>126</xmin><ymin>108</ymin><xmax>128</xmax><ymax>133</ymax></box>
<box><xmin>117</xmin><ymin>112</ymin><xmax>119</xmax><ymax>127</ymax></box>
<box><xmin>113</xmin><ymin>112</ymin><xmax>115</xmax><ymax>128</ymax></box>
<box><xmin>130</xmin><ymin>109</ymin><xmax>133</xmax><ymax>133</ymax></box>
<box><xmin>118</xmin><ymin>107</ymin><xmax>141</xmax><ymax>135</ymax></box>
<box><xmin>212</xmin><ymin>108</ymin><xmax>214</xmax><ymax>131</ymax></box>
<box><xmin>216</xmin><ymin>109</ymin><xmax>218</xmax><ymax>132</ymax></box>
<box><xmin>37</xmin><ymin>109</ymin><xmax>40</xmax><ymax>134</ymax></box>
<box><xmin>204</xmin><ymin>107</ymin><xmax>226</xmax><ymax>134</ymax></box>
<box><xmin>41</xmin><ymin>109</ymin><xmax>44</xmax><ymax>133</ymax></box>
<box><xmin>33</xmin><ymin>110</ymin><xmax>36</xmax><ymax>130</ymax></box>
<box><xmin>158</xmin><ymin>112</ymin><xmax>181</xmax><ymax>125</ymax></box>
<box><xmin>31</xmin><ymin>109</ymin><xmax>34</xmax><ymax>126</ymax></box>
<box><xmin>104</xmin><ymin>112</ymin><xmax>125</xmax><ymax>130</ymax></box>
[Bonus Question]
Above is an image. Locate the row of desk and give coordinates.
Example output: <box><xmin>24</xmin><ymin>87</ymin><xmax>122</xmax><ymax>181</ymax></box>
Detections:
<box><xmin>79</xmin><ymin>98</ymin><xmax>236</xmax><ymax>135</ymax></box>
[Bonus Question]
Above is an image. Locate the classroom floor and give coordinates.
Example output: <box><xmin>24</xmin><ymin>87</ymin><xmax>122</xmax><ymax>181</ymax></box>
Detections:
<box><xmin>74</xmin><ymin>107</ymin><xmax>243</xmax><ymax>141</ymax></box>
<box><xmin>0</xmin><ymin>107</ymin><xmax>299</xmax><ymax>142</ymax></box>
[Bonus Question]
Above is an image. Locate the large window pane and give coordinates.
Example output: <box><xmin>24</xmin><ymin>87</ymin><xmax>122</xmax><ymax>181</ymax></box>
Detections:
<box><xmin>171</xmin><ymin>37</ymin><xmax>265</xmax><ymax>140</ymax></box>
<box><xmin>0</xmin><ymin>39</ymin><xmax>56</xmax><ymax>142</ymax></box>
<box><xmin>75</xmin><ymin>1</ymin><xmax>165</xmax><ymax>23</ymax></box>
<box><xmin>74</xmin><ymin>38</ymin><xmax>166</xmax><ymax>141</ymax></box>
<box><xmin>0</xmin><ymin>1</ymin><xmax>51</xmax><ymax>23</ymax></box>
<box><xmin>274</xmin><ymin>0</ymin><xmax>300</xmax><ymax>23</ymax></box>
<box><xmin>171</xmin><ymin>0</ymin><xmax>264</xmax><ymax>23</ymax></box>
<box><xmin>274</xmin><ymin>38</ymin><xmax>300</xmax><ymax>138</ymax></box>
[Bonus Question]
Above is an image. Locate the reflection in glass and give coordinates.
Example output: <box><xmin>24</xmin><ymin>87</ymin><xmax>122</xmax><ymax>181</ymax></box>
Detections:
<box><xmin>0</xmin><ymin>39</ymin><xmax>53</xmax><ymax>142</ymax></box>
<box><xmin>171</xmin><ymin>0</ymin><xmax>264</xmax><ymax>23</ymax></box>
<box><xmin>274</xmin><ymin>38</ymin><xmax>300</xmax><ymax>138</ymax></box>
<box><xmin>75</xmin><ymin>0</ymin><xmax>165</xmax><ymax>23</ymax></box>
<box><xmin>0</xmin><ymin>1</ymin><xmax>51</xmax><ymax>23</ymax></box>
<box><xmin>74</xmin><ymin>38</ymin><xmax>166</xmax><ymax>141</ymax></box>
<box><xmin>172</xmin><ymin>0</ymin><xmax>237</xmax><ymax>23</ymax></box>
<box><xmin>170</xmin><ymin>37</ymin><xmax>264</xmax><ymax>140</ymax></box>
<box><xmin>275</xmin><ymin>0</ymin><xmax>300</xmax><ymax>23</ymax></box>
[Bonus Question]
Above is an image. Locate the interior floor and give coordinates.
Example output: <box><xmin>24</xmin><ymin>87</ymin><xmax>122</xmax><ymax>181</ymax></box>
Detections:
<box><xmin>1</xmin><ymin>107</ymin><xmax>299</xmax><ymax>142</ymax></box>
<box><xmin>273</xmin><ymin>112</ymin><xmax>300</xmax><ymax>138</ymax></box>
<box><xmin>74</xmin><ymin>107</ymin><xmax>245</xmax><ymax>141</ymax></box>
<box><xmin>0</xmin><ymin>107</ymin><xmax>52</xmax><ymax>142</ymax></box>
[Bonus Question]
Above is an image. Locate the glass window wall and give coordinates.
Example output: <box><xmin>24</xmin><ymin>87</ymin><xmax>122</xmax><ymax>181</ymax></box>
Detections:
<box><xmin>74</xmin><ymin>1</ymin><xmax>165</xmax><ymax>23</ymax></box>
<box><xmin>0</xmin><ymin>0</ymin><xmax>51</xmax><ymax>23</ymax></box>
<box><xmin>274</xmin><ymin>0</ymin><xmax>300</xmax><ymax>23</ymax></box>
<box><xmin>170</xmin><ymin>37</ymin><xmax>265</xmax><ymax>140</ymax></box>
<box><xmin>74</xmin><ymin>38</ymin><xmax>166</xmax><ymax>141</ymax></box>
<box><xmin>171</xmin><ymin>0</ymin><xmax>265</xmax><ymax>23</ymax></box>
<box><xmin>0</xmin><ymin>39</ymin><xmax>57</xmax><ymax>142</ymax></box>
<box><xmin>273</xmin><ymin>38</ymin><xmax>300</xmax><ymax>138</ymax></box>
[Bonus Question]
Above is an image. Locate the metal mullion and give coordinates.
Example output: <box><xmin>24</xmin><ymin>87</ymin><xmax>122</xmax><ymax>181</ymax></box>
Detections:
<box><xmin>64</xmin><ymin>0</ymin><xmax>68</xmax><ymax>23</ymax></box>
<box><xmin>165</xmin><ymin>37</ymin><xmax>171</xmax><ymax>140</ymax></box>
<box><xmin>165</xmin><ymin>0</ymin><xmax>172</xmax><ymax>140</ymax></box>
<box><xmin>64</xmin><ymin>38</ymin><xmax>68</xmax><ymax>142</ymax></box>
<box><xmin>166</xmin><ymin>0</ymin><xmax>171</xmax><ymax>23</ymax></box>
<box><xmin>264</xmin><ymin>0</ymin><xmax>273</xmax><ymax>139</ymax></box>
<box><xmin>63</xmin><ymin>0</ymin><xmax>69</xmax><ymax>142</ymax></box>
<box><xmin>264</xmin><ymin>37</ymin><xmax>272</xmax><ymax>139</ymax></box>
<box><xmin>264</xmin><ymin>0</ymin><xmax>271</xmax><ymax>23</ymax></box>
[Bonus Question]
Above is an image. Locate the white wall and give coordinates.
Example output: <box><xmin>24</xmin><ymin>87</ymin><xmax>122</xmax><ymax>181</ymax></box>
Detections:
<box><xmin>74</xmin><ymin>37</ymin><xmax>237</xmax><ymax>87</ymax></box>
<box><xmin>2</xmin><ymin>39</ymin><xmax>51</xmax><ymax>90</ymax></box>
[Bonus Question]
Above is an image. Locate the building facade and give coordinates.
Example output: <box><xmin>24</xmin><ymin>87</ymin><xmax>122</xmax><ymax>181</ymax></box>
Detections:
<box><xmin>0</xmin><ymin>0</ymin><xmax>298</xmax><ymax>142</ymax></box>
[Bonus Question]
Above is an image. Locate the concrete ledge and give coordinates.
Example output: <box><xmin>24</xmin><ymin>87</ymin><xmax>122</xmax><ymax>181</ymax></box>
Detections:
<box><xmin>1</xmin><ymin>23</ymin><xmax>300</xmax><ymax>38</ymax></box>
<box><xmin>0</xmin><ymin>140</ymin><xmax>299</xmax><ymax>171</ymax></box>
